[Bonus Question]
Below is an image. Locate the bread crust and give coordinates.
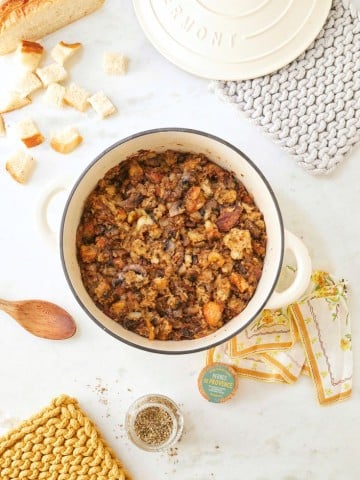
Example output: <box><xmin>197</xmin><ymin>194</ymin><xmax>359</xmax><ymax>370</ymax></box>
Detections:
<box><xmin>0</xmin><ymin>1</ymin><xmax>50</xmax><ymax>34</ymax></box>
<box><xmin>19</xmin><ymin>39</ymin><xmax>44</xmax><ymax>54</ymax></box>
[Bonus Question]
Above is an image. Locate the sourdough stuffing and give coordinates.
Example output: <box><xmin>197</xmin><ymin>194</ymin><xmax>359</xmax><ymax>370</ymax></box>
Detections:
<box><xmin>76</xmin><ymin>150</ymin><xmax>267</xmax><ymax>340</ymax></box>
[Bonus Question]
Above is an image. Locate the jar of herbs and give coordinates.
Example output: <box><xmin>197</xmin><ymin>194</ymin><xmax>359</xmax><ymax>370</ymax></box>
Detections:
<box><xmin>125</xmin><ymin>394</ymin><xmax>184</xmax><ymax>452</ymax></box>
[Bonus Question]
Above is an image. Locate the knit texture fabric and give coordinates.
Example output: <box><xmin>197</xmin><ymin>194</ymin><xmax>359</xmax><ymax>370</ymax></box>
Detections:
<box><xmin>0</xmin><ymin>395</ymin><xmax>131</xmax><ymax>480</ymax></box>
<box><xmin>210</xmin><ymin>0</ymin><xmax>360</xmax><ymax>175</ymax></box>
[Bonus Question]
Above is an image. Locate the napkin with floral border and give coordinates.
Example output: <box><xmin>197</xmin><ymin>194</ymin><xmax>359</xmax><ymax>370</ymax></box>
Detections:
<box><xmin>206</xmin><ymin>271</ymin><xmax>352</xmax><ymax>405</ymax></box>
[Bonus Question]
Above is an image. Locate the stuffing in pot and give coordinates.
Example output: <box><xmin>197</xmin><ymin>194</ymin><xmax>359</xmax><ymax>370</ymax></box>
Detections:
<box><xmin>76</xmin><ymin>150</ymin><xmax>267</xmax><ymax>340</ymax></box>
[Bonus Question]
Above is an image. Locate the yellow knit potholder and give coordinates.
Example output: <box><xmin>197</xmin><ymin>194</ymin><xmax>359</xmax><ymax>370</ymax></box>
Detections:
<box><xmin>0</xmin><ymin>394</ymin><xmax>131</xmax><ymax>480</ymax></box>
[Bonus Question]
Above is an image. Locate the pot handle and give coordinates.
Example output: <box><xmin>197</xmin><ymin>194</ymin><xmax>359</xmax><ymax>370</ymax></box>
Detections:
<box><xmin>36</xmin><ymin>177</ymin><xmax>72</xmax><ymax>248</ymax></box>
<box><xmin>265</xmin><ymin>230</ymin><xmax>312</xmax><ymax>310</ymax></box>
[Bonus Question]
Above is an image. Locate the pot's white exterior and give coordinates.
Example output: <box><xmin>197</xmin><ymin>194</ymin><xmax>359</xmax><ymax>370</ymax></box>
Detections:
<box><xmin>61</xmin><ymin>129</ymin><xmax>285</xmax><ymax>354</ymax></box>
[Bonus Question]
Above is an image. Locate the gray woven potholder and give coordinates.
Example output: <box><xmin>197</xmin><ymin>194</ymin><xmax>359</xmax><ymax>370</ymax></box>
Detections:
<box><xmin>210</xmin><ymin>0</ymin><xmax>360</xmax><ymax>175</ymax></box>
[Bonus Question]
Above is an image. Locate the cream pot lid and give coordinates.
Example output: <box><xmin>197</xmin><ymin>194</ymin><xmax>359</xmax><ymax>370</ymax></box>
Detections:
<box><xmin>132</xmin><ymin>0</ymin><xmax>332</xmax><ymax>80</ymax></box>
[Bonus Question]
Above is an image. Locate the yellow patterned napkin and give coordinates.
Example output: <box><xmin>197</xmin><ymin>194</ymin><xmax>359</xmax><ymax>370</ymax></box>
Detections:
<box><xmin>206</xmin><ymin>271</ymin><xmax>352</xmax><ymax>405</ymax></box>
<box><xmin>0</xmin><ymin>395</ymin><xmax>132</xmax><ymax>480</ymax></box>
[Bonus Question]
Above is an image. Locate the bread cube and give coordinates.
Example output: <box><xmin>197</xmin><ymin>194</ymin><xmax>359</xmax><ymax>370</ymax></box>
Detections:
<box><xmin>50</xmin><ymin>127</ymin><xmax>83</xmax><ymax>154</ymax></box>
<box><xmin>64</xmin><ymin>83</ymin><xmax>90</xmax><ymax>112</ymax></box>
<box><xmin>6</xmin><ymin>150</ymin><xmax>36</xmax><ymax>184</ymax></box>
<box><xmin>15</xmin><ymin>71</ymin><xmax>43</xmax><ymax>98</ymax></box>
<box><xmin>36</xmin><ymin>63</ymin><xmax>67</xmax><ymax>87</ymax></box>
<box><xmin>16</xmin><ymin>118</ymin><xmax>44</xmax><ymax>148</ymax></box>
<box><xmin>88</xmin><ymin>91</ymin><xmax>116</xmax><ymax>118</ymax></box>
<box><xmin>103</xmin><ymin>52</ymin><xmax>129</xmax><ymax>75</ymax></box>
<box><xmin>51</xmin><ymin>41</ymin><xmax>82</xmax><ymax>65</ymax></box>
<box><xmin>44</xmin><ymin>83</ymin><xmax>66</xmax><ymax>108</ymax></box>
<box><xmin>16</xmin><ymin>40</ymin><xmax>44</xmax><ymax>71</ymax></box>
<box><xmin>0</xmin><ymin>92</ymin><xmax>31</xmax><ymax>114</ymax></box>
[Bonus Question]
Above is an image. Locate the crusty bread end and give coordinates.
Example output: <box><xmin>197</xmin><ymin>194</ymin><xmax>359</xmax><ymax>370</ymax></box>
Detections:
<box><xmin>0</xmin><ymin>0</ymin><xmax>105</xmax><ymax>55</ymax></box>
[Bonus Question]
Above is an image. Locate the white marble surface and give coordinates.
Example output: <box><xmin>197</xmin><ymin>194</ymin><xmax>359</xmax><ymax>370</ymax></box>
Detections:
<box><xmin>0</xmin><ymin>1</ymin><xmax>359</xmax><ymax>479</ymax></box>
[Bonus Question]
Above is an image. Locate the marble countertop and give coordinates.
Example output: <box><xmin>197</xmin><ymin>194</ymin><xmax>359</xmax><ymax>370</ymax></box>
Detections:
<box><xmin>0</xmin><ymin>1</ymin><xmax>359</xmax><ymax>479</ymax></box>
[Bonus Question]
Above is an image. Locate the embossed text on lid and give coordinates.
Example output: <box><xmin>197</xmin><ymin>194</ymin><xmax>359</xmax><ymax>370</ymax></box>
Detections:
<box><xmin>133</xmin><ymin>0</ymin><xmax>332</xmax><ymax>79</ymax></box>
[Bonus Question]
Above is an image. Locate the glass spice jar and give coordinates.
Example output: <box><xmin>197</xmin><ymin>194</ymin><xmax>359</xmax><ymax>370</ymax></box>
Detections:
<box><xmin>125</xmin><ymin>394</ymin><xmax>184</xmax><ymax>452</ymax></box>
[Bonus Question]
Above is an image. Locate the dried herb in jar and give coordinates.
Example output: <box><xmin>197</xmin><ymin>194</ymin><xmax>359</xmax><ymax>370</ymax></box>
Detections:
<box><xmin>126</xmin><ymin>394</ymin><xmax>184</xmax><ymax>452</ymax></box>
<box><xmin>134</xmin><ymin>406</ymin><xmax>173</xmax><ymax>446</ymax></box>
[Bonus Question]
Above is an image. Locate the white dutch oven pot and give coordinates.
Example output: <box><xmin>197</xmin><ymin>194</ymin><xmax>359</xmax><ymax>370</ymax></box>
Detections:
<box><xmin>40</xmin><ymin>129</ymin><xmax>312</xmax><ymax>354</ymax></box>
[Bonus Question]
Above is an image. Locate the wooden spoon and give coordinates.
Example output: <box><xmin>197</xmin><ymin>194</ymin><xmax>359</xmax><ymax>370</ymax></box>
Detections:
<box><xmin>0</xmin><ymin>298</ymin><xmax>76</xmax><ymax>340</ymax></box>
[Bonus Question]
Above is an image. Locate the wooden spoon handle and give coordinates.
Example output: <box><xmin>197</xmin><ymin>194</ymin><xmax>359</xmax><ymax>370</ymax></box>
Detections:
<box><xmin>0</xmin><ymin>298</ymin><xmax>16</xmax><ymax>316</ymax></box>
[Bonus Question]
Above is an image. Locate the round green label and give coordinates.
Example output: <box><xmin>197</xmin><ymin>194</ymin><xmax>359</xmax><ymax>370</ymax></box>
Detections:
<box><xmin>198</xmin><ymin>363</ymin><xmax>238</xmax><ymax>403</ymax></box>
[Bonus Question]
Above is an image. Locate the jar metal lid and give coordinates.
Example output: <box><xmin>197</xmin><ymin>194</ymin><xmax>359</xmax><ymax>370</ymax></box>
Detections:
<box><xmin>198</xmin><ymin>362</ymin><xmax>238</xmax><ymax>403</ymax></box>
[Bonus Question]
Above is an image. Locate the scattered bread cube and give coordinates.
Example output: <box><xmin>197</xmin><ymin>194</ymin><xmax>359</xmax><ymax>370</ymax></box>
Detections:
<box><xmin>15</xmin><ymin>71</ymin><xmax>43</xmax><ymax>98</ymax></box>
<box><xmin>6</xmin><ymin>150</ymin><xmax>35</xmax><ymax>184</ymax></box>
<box><xmin>64</xmin><ymin>83</ymin><xmax>90</xmax><ymax>112</ymax></box>
<box><xmin>0</xmin><ymin>92</ymin><xmax>31</xmax><ymax>114</ymax></box>
<box><xmin>44</xmin><ymin>83</ymin><xmax>66</xmax><ymax>108</ymax></box>
<box><xmin>36</xmin><ymin>63</ymin><xmax>67</xmax><ymax>87</ymax></box>
<box><xmin>103</xmin><ymin>52</ymin><xmax>129</xmax><ymax>75</ymax></box>
<box><xmin>16</xmin><ymin>40</ymin><xmax>44</xmax><ymax>71</ymax></box>
<box><xmin>50</xmin><ymin>127</ymin><xmax>83</xmax><ymax>154</ymax></box>
<box><xmin>16</xmin><ymin>118</ymin><xmax>44</xmax><ymax>148</ymax></box>
<box><xmin>51</xmin><ymin>41</ymin><xmax>82</xmax><ymax>65</ymax></box>
<box><xmin>0</xmin><ymin>115</ymin><xmax>5</xmax><ymax>136</ymax></box>
<box><xmin>88</xmin><ymin>91</ymin><xmax>117</xmax><ymax>118</ymax></box>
